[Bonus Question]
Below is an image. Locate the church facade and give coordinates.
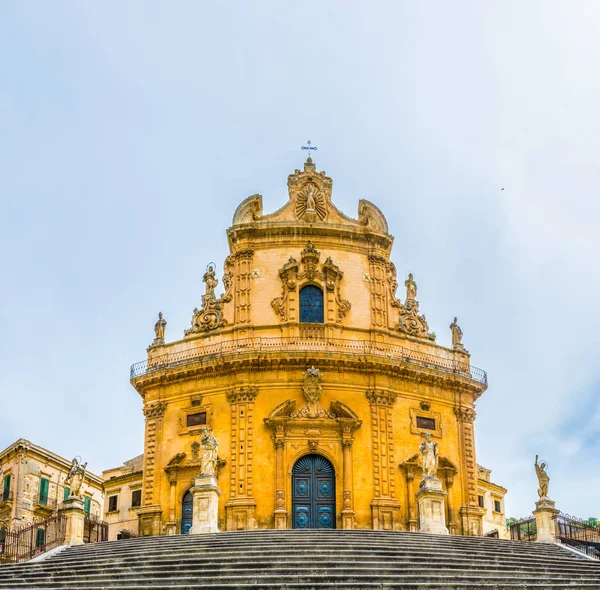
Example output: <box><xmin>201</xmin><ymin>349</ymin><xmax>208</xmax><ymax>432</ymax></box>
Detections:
<box><xmin>130</xmin><ymin>157</ymin><xmax>495</xmax><ymax>536</ymax></box>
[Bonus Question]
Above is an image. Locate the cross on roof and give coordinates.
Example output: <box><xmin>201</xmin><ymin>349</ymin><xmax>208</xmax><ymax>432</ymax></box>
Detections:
<box><xmin>301</xmin><ymin>140</ymin><xmax>317</xmax><ymax>158</ymax></box>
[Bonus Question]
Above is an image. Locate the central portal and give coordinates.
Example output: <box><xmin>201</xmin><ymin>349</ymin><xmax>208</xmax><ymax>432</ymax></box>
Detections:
<box><xmin>292</xmin><ymin>454</ymin><xmax>335</xmax><ymax>529</ymax></box>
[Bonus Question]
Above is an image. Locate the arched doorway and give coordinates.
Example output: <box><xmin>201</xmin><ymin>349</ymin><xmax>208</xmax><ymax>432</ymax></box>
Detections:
<box><xmin>181</xmin><ymin>491</ymin><xmax>193</xmax><ymax>534</ymax></box>
<box><xmin>292</xmin><ymin>454</ymin><xmax>335</xmax><ymax>529</ymax></box>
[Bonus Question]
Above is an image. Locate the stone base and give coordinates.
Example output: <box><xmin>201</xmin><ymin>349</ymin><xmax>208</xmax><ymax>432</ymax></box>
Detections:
<box><xmin>137</xmin><ymin>505</ymin><xmax>163</xmax><ymax>537</ymax></box>
<box><xmin>274</xmin><ymin>510</ymin><xmax>287</xmax><ymax>530</ymax></box>
<box><xmin>62</xmin><ymin>497</ymin><xmax>86</xmax><ymax>546</ymax></box>
<box><xmin>189</xmin><ymin>474</ymin><xmax>221</xmax><ymax>534</ymax></box>
<box><xmin>371</xmin><ymin>498</ymin><xmax>402</xmax><ymax>531</ymax></box>
<box><xmin>416</xmin><ymin>478</ymin><xmax>449</xmax><ymax>535</ymax></box>
<box><xmin>341</xmin><ymin>509</ymin><xmax>355</xmax><ymax>530</ymax></box>
<box><xmin>225</xmin><ymin>498</ymin><xmax>257</xmax><ymax>531</ymax></box>
<box><xmin>534</xmin><ymin>497</ymin><xmax>559</xmax><ymax>543</ymax></box>
<box><xmin>459</xmin><ymin>504</ymin><xmax>485</xmax><ymax>536</ymax></box>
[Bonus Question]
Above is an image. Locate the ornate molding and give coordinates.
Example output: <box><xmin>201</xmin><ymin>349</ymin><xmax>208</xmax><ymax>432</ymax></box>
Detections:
<box><xmin>226</xmin><ymin>387</ymin><xmax>258</xmax><ymax>404</ymax></box>
<box><xmin>291</xmin><ymin>366</ymin><xmax>335</xmax><ymax>419</ymax></box>
<box><xmin>386</xmin><ymin>261</ymin><xmax>402</xmax><ymax>310</ymax></box>
<box><xmin>295</xmin><ymin>183</ymin><xmax>327</xmax><ymax>222</ymax></box>
<box><xmin>395</xmin><ymin>273</ymin><xmax>434</xmax><ymax>340</ymax></box>
<box><xmin>455</xmin><ymin>406</ymin><xmax>476</xmax><ymax>423</ymax></box>
<box><xmin>288</xmin><ymin>158</ymin><xmax>332</xmax><ymax>223</ymax></box>
<box><xmin>143</xmin><ymin>401</ymin><xmax>168</xmax><ymax>419</ymax></box>
<box><xmin>271</xmin><ymin>242</ymin><xmax>351</xmax><ymax>324</ymax></box>
<box><xmin>365</xmin><ymin>390</ymin><xmax>396</xmax><ymax>407</ymax></box>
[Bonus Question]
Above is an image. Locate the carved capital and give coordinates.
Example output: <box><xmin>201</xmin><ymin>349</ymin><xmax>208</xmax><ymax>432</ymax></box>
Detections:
<box><xmin>226</xmin><ymin>387</ymin><xmax>258</xmax><ymax>404</ymax></box>
<box><xmin>342</xmin><ymin>439</ymin><xmax>353</xmax><ymax>450</ymax></box>
<box><xmin>455</xmin><ymin>406</ymin><xmax>476</xmax><ymax>423</ymax></box>
<box><xmin>143</xmin><ymin>401</ymin><xmax>168</xmax><ymax>419</ymax></box>
<box><xmin>365</xmin><ymin>390</ymin><xmax>396</xmax><ymax>407</ymax></box>
<box><xmin>275</xmin><ymin>439</ymin><xmax>285</xmax><ymax>450</ymax></box>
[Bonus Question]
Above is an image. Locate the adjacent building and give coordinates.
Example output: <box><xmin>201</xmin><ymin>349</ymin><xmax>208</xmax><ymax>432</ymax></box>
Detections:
<box><xmin>477</xmin><ymin>464</ymin><xmax>508</xmax><ymax>538</ymax></box>
<box><xmin>102</xmin><ymin>455</ymin><xmax>143</xmax><ymax>541</ymax></box>
<box><xmin>0</xmin><ymin>439</ymin><xmax>104</xmax><ymax>530</ymax></box>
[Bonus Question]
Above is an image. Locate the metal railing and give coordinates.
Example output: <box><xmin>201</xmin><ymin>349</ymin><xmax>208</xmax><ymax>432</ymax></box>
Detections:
<box><xmin>0</xmin><ymin>513</ymin><xmax>66</xmax><ymax>564</ymax></box>
<box><xmin>131</xmin><ymin>336</ymin><xmax>487</xmax><ymax>384</ymax></box>
<box><xmin>510</xmin><ymin>517</ymin><xmax>537</xmax><ymax>542</ymax></box>
<box><xmin>84</xmin><ymin>514</ymin><xmax>108</xmax><ymax>544</ymax></box>
<box><xmin>556</xmin><ymin>513</ymin><xmax>600</xmax><ymax>559</ymax></box>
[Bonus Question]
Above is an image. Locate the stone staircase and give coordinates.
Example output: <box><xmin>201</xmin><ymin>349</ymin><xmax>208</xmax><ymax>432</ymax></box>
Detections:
<box><xmin>1</xmin><ymin>529</ymin><xmax>600</xmax><ymax>589</ymax></box>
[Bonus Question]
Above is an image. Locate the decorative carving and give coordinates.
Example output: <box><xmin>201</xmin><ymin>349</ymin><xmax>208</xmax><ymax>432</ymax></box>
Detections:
<box><xmin>308</xmin><ymin>440</ymin><xmax>319</xmax><ymax>452</ymax></box>
<box><xmin>166</xmin><ymin>452</ymin><xmax>186</xmax><ymax>467</ymax></box>
<box><xmin>143</xmin><ymin>401</ymin><xmax>168</xmax><ymax>419</ymax></box>
<box><xmin>366</xmin><ymin>390</ymin><xmax>396</xmax><ymax>407</ymax></box>
<box><xmin>291</xmin><ymin>367</ymin><xmax>335</xmax><ymax>419</ymax></box>
<box><xmin>296</xmin><ymin>183</ymin><xmax>327</xmax><ymax>222</ymax></box>
<box><xmin>455</xmin><ymin>406</ymin><xmax>476</xmax><ymax>423</ymax></box>
<box><xmin>535</xmin><ymin>455</ymin><xmax>550</xmax><ymax>499</ymax></box>
<box><xmin>276</xmin><ymin>489</ymin><xmax>285</xmax><ymax>508</ymax></box>
<box><xmin>450</xmin><ymin>317</ymin><xmax>466</xmax><ymax>350</ymax></box>
<box><xmin>419</xmin><ymin>433</ymin><xmax>439</xmax><ymax>479</ymax></box>
<box><xmin>227</xmin><ymin>387</ymin><xmax>258</xmax><ymax>403</ymax></box>
<box><xmin>386</xmin><ymin>261</ymin><xmax>402</xmax><ymax>309</ymax></box>
<box><xmin>186</xmin><ymin>258</ymin><xmax>238</xmax><ymax>335</ymax></box>
<box><xmin>420</xmin><ymin>401</ymin><xmax>431</xmax><ymax>411</ymax></box>
<box><xmin>64</xmin><ymin>457</ymin><xmax>87</xmax><ymax>498</ymax></box>
<box><xmin>232</xmin><ymin>194</ymin><xmax>263</xmax><ymax>225</ymax></box>
<box><xmin>191</xmin><ymin>441</ymin><xmax>200</xmax><ymax>462</ymax></box>
<box><xmin>395</xmin><ymin>275</ymin><xmax>434</xmax><ymax>340</ymax></box>
<box><xmin>191</xmin><ymin>395</ymin><xmax>203</xmax><ymax>407</ymax></box>
<box><xmin>150</xmin><ymin>312</ymin><xmax>166</xmax><ymax>347</ymax></box>
<box><xmin>300</xmin><ymin>241</ymin><xmax>321</xmax><ymax>280</ymax></box>
<box><xmin>272</xmin><ymin>245</ymin><xmax>350</xmax><ymax>324</ymax></box>
<box><xmin>358</xmin><ymin>199</ymin><xmax>388</xmax><ymax>233</ymax></box>
<box><xmin>343</xmin><ymin>490</ymin><xmax>352</xmax><ymax>509</ymax></box>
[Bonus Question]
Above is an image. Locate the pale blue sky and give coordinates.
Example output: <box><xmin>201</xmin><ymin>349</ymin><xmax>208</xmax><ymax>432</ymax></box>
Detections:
<box><xmin>1</xmin><ymin>1</ymin><xmax>599</xmax><ymax>519</ymax></box>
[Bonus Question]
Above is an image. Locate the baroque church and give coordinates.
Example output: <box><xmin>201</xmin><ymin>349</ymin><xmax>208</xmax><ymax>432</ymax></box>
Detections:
<box><xmin>128</xmin><ymin>156</ymin><xmax>499</xmax><ymax>537</ymax></box>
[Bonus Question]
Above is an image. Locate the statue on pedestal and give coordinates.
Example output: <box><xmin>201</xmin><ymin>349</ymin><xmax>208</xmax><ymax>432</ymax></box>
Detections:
<box><xmin>405</xmin><ymin>273</ymin><xmax>417</xmax><ymax>301</ymax></box>
<box><xmin>153</xmin><ymin>312</ymin><xmax>167</xmax><ymax>345</ymax></box>
<box><xmin>65</xmin><ymin>457</ymin><xmax>87</xmax><ymax>498</ymax></box>
<box><xmin>202</xmin><ymin>265</ymin><xmax>219</xmax><ymax>307</ymax></box>
<box><xmin>450</xmin><ymin>317</ymin><xmax>464</xmax><ymax>350</ymax></box>
<box><xmin>535</xmin><ymin>455</ymin><xmax>550</xmax><ymax>499</ymax></box>
<box><xmin>200</xmin><ymin>428</ymin><xmax>219</xmax><ymax>476</ymax></box>
<box><xmin>419</xmin><ymin>433</ymin><xmax>439</xmax><ymax>479</ymax></box>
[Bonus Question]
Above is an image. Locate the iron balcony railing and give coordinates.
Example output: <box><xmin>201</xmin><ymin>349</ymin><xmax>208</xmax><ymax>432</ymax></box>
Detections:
<box><xmin>130</xmin><ymin>336</ymin><xmax>487</xmax><ymax>385</ymax></box>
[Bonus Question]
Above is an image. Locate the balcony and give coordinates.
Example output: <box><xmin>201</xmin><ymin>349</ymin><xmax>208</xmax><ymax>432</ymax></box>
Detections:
<box><xmin>0</xmin><ymin>491</ymin><xmax>13</xmax><ymax>508</ymax></box>
<box><xmin>131</xmin><ymin>336</ymin><xmax>487</xmax><ymax>387</ymax></box>
<box><xmin>34</xmin><ymin>494</ymin><xmax>57</xmax><ymax>515</ymax></box>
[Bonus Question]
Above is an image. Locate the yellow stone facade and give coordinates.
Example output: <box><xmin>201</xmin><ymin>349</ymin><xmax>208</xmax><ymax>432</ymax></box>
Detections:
<box><xmin>130</xmin><ymin>157</ymin><xmax>491</xmax><ymax>536</ymax></box>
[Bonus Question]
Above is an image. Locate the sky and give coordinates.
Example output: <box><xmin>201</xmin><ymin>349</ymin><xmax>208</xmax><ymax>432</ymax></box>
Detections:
<box><xmin>1</xmin><ymin>1</ymin><xmax>599</xmax><ymax>520</ymax></box>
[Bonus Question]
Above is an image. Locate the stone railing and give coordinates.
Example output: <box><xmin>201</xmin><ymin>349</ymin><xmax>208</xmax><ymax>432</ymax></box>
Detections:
<box><xmin>131</xmin><ymin>336</ymin><xmax>487</xmax><ymax>385</ymax></box>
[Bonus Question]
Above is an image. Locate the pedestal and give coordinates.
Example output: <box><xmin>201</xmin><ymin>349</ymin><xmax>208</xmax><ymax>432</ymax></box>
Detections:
<box><xmin>189</xmin><ymin>474</ymin><xmax>221</xmax><ymax>534</ymax></box>
<box><xmin>533</xmin><ymin>497</ymin><xmax>559</xmax><ymax>543</ymax></box>
<box><xmin>416</xmin><ymin>478</ymin><xmax>449</xmax><ymax>535</ymax></box>
<box><xmin>137</xmin><ymin>505</ymin><xmax>163</xmax><ymax>537</ymax></box>
<box><xmin>62</xmin><ymin>497</ymin><xmax>85</xmax><ymax>546</ymax></box>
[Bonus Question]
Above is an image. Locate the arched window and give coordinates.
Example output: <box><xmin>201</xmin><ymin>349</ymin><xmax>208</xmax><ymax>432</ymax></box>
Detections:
<box><xmin>299</xmin><ymin>285</ymin><xmax>324</xmax><ymax>323</ymax></box>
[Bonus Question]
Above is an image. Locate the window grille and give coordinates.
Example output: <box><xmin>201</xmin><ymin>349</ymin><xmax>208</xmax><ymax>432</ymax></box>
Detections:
<box><xmin>299</xmin><ymin>285</ymin><xmax>324</xmax><ymax>323</ymax></box>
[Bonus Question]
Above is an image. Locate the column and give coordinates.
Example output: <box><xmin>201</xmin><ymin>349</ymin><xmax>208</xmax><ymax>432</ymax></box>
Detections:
<box><xmin>341</xmin><ymin>436</ymin><xmax>354</xmax><ymax>530</ymax></box>
<box><xmin>164</xmin><ymin>472</ymin><xmax>177</xmax><ymax>536</ymax></box>
<box><xmin>406</xmin><ymin>466</ymin><xmax>418</xmax><ymax>532</ymax></box>
<box><xmin>274</xmin><ymin>433</ymin><xmax>287</xmax><ymax>529</ymax></box>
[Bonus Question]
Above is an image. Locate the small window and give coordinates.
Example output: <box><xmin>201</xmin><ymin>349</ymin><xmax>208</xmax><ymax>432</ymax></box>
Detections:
<box><xmin>2</xmin><ymin>474</ymin><xmax>11</xmax><ymax>501</ymax></box>
<box><xmin>299</xmin><ymin>285</ymin><xmax>324</xmax><ymax>323</ymax></box>
<box><xmin>39</xmin><ymin>478</ymin><xmax>49</xmax><ymax>505</ymax></box>
<box><xmin>478</xmin><ymin>495</ymin><xmax>485</xmax><ymax>508</ymax></box>
<box><xmin>131</xmin><ymin>489</ymin><xmax>142</xmax><ymax>508</ymax></box>
<box><xmin>494</xmin><ymin>500</ymin><xmax>502</xmax><ymax>513</ymax></box>
<box><xmin>416</xmin><ymin>416</ymin><xmax>436</xmax><ymax>430</ymax></box>
<box><xmin>63</xmin><ymin>487</ymin><xmax>71</xmax><ymax>501</ymax></box>
<box><xmin>35</xmin><ymin>528</ymin><xmax>45</xmax><ymax>548</ymax></box>
<box><xmin>187</xmin><ymin>412</ymin><xmax>207</xmax><ymax>427</ymax></box>
<box><xmin>108</xmin><ymin>495</ymin><xmax>118</xmax><ymax>512</ymax></box>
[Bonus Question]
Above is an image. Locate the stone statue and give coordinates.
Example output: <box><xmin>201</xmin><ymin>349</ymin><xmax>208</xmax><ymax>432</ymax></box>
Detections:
<box><xmin>535</xmin><ymin>455</ymin><xmax>550</xmax><ymax>498</ymax></box>
<box><xmin>65</xmin><ymin>457</ymin><xmax>87</xmax><ymax>498</ymax></box>
<box><xmin>419</xmin><ymin>433</ymin><xmax>438</xmax><ymax>479</ymax></box>
<box><xmin>450</xmin><ymin>317</ymin><xmax>464</xmax><ymax>349</ymax></box>
<box><xmin>199</xmin><ymin>428</ymin><xmax>219</xmax><ymax>476</ymax></box>
<box><xmin>154</xmin><ymin>312</ymin><xmax>166</xmax><ymax>343</ymax></box>
<box><xmin>202</xmin><ymin>265</ymin><xmax>219</xmax><ymax>305</ymax></box>
<box><xmin>405</xmin><ymin>273</ymin><xmax>417</xmax><ymax>301</ymax></box>
<box><xmin>305</xmin><ymin>185</ymin><xmax>317</xmax><ymax>211</ymax></box>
